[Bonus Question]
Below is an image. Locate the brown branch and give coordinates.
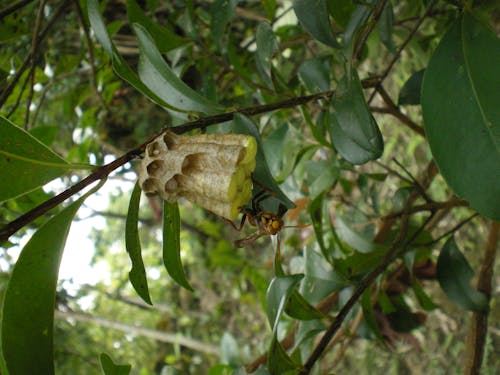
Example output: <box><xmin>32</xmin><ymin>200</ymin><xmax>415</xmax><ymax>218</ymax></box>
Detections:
<box><xmin>54</xmin><ymin>310</ymin><xmax>220</xmax><ymax>356</ymax></box>
<box><xmin>0</xmin><ymin>90</ymin><xmax>333</xmax><ymax>242</ymax></box>
<box><xmin>371</xmin><ymin>85</ymin><xmax>425</xmax><ymax>136</ymax></box>
<box><xmin>245</xmin><ymin>291</ymin><xmax>339</xmax><ymax>373</ymax></box>
<box><xmin>0</xmin><ymin>0</ymin><xmax>34</xmax><ymax>19</ymax></box>
<box><xmin>353</xmin><ymin>0</ymin><xmax>389</xmax><ymax>62</ymax></box>
<box><xmin>73</xmin><ymin>0</ymin><xmax>107</xmax><ymax>108</ymax></box>
<box><xmin>464</xmin><ymin>221</ymin><xmax>499</xmax><ymax>374</ymax></box>
<box><xmin>368</xmin><ymin>0</ymin><xmax>436</xmax><ymax>104</ymax></box>
<box><xmin>300</xmin><ymin>207</ymin><xmax>412</xmax><ymax>374</ymax></box>
<box><xmin>382</xmin><ymin>198</ymin><xmax>469</xmax><ymax>220</ymax></box>
<box><xmin>24</xmin><ymin>0</ymin><xmax>47</xmax><ymax>129</ymax></box>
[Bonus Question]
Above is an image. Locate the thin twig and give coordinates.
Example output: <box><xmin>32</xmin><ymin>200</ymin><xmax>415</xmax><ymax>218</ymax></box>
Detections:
<box><xmin>299</xmin><ymin>207</ymin><xmax>411</xmax><ymax>374</ymax></box>
<box><xmin>368</xmin><ymin>0</ymin><xmax>436</xmax><ymax>104</ymax></box>
<box><xmin>0</xmin><ymin>0</ymin><xmax>34</xmax><ymax>19</ymax></box>
<box><xmin>415</xmin><ymin>213</ymin><xmax>480</xmax><ymax>247</ymax></box>
<box><xmin>0</xmin><ymin>90</ymin><xmax>333</xmax><ymax>242</ymax></box>
<box><xmin>74</xmin><ymin>0</ymin><xmax>107</xmax><ymax>107</ymax></box>
<box><xmin>24</xmin><ymin>0</ymin><xmax>47</xmax><ymax>129</ymax></box>
<box><xmin>372</xmin><ymin>85</ymin><xmax>425</xmax><ymax>136</ymax></box>
<box><xmin>0</xmin><ymin>0</ymin><xmax>72</xmax><ymax>108</ymax></box>
<box><xmin>382</xmin><ymin>198</ymin><xmax>469</xmax><ymax>220</ymax></box>
<box><xmin>353</xmin><ymin>0</ymin><xmax>389</xmax><ymax>62</ymax></box>
<box><xmin>464</xmin><ymin>221</ymin><xmax>499</xmax><ymax>375</ymax></box>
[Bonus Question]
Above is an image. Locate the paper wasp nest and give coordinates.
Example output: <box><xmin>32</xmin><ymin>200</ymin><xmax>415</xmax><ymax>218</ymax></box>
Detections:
<box><xmin>138</xmin><ymin>131</ymin><xmax>257</xmax><ymax>220</ymax></box>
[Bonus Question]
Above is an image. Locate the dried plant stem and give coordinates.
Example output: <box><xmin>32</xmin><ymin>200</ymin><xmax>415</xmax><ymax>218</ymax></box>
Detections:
<box><xmin>464</xmin><ymin>221</ymin><xmax>499</xmax><ymax>375</ymax></box>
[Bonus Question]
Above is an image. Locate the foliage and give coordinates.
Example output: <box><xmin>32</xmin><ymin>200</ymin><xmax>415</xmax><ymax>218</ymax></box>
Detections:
<box><xmin>0</xmin><ymin>0</ymin><xmax>499</xmax><ymax>374</ymax></box>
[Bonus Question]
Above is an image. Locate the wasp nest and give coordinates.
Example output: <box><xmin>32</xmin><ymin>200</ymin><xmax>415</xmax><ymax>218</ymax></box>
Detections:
<box><xmin>138</xmin><ymin>131</ymin><xmax>257</xmax><ymax>220</ymax></box>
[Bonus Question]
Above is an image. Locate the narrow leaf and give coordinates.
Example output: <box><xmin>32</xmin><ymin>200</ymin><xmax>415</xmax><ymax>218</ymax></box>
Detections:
<box><xmin>211</xmin><ymin>0</ymin><xmax>239</xmax><ymax>51</ymax></box>
<box><xmin>267</xmin><ymin>336</ymin><xmax>299</xmax><ymax>375</ymax></box>
<box><xmin>125</xmin><ymin>182</ymin><xmax>152</xmax><ymax>305</ymax></box>
<box><xmin>361</xmin><ymin>289</ymin><xmax>383</xmax><ymax>341</ymax></box>
<box><xmin>99</xmin><ymin>353</ymin><xmax>131</xmax><ymax>375</ymax></box>
<box><xmin>1</xmin><ymin>181</ymin><xmax>104</xmax><ymax>375</ymax></box>
<box><xmin>436</xmin><ymin>237</ymin><xmax>488</xmax><ymax>312</ymax></box>
<box><xmin>411</xmin><ymin>278</ymin><xmax>438</xmax><ymax>311</ymax></box>
<box><xmin>285</xmin><ymin>290</ymin><xmax>325</xmax><ymax>320</ymax></box>
<box><xmin>328</xmin><ymin>71</ymin><xmax>384</xmax><ymax>164</ymax></box>
<box><xmin>163</xmin><ymin>201</ymin><xmax>193</xmax><ymax>291</ymax></box>
<box><xmin>256</xmin><ymin>22</ymin><xmax>278</xmax><ymax>89</ymax></box>
<box><xmin>336</xmin><ymin>216</ymin><xmax>381</xmax><ymax>253</ymax></box>
<box><xmin>134</xmin><ymin>24</ymin><xmax>220</xmax><ymax>115</ymax></box>
<box><xmin>398</xmin><ymin>69</ymin><xmax>425</xmax><ymax>105</ymax></box>
<box><xmin>126</xmin><ymin>0</ymin><xmax>188</xmax><ymax>53</ymax></box>
<box><xmin>298</xmin><ymin>57</ymin><xmax>331</xmax><ymax>93</ymax></box>
<box><xmin>421</xmin><ymin>13</ymin><xmax>500</xmax><ymax>220</ymax></box>
<box><xmin>266</xmin><ymin>274</ymin><xmax>304</xmax><ymax>335</ymax></box>
<box><xmin>292</xmin><ymin>0</ymin><xmax>340</xmax><ymax>48</ymax></box>
<box><xmin>0</xmin><ymin>116</ymin><xmax>69</xmax><ymax>203</ymax></box>
<box><xmin>309</xmin><ymin>192</ymin><xmax>329</xmax><ymax>260</ymax></box>
<box><xmin>86</xmin><ymin>0</ymin><xmax>171</xmax><ymax>109</ymax></box>
<box><xmin>376</xmin><ymin>1</ymin><xmax>395</xmax><ymax>52</ymax></box>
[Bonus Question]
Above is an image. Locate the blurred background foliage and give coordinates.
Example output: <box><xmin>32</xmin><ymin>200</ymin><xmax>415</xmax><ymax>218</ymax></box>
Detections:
<box><xmin>0</xmin><ymin>0</ymin><xmax>499</xmax><ymax>374</ymax></box>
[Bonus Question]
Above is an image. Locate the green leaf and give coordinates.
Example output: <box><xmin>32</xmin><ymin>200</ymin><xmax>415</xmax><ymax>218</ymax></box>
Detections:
<box><xmin>436</xmin><ymin>237</ymin><xmax>488</xmax><ymax>312</ymax></box>
<box><xmin>411</xmin><ymin>278</ymin><xmax>438</xmax><ymax>311</ymax></box>
<box><xmin>298</xmin><ymin>56</ymin><xmax>331</xmax><ymax>93</ymax></box>
<box><xmin>421</xmin><ymin>13</ymin><xmax>500</xmax><ymax>220</ymax></box>
<box><xmin>220</xmin><ymin>332</ymin><xmax>241</xmax><ymax>366</ymax></box>
<box><xmin>398</xmin><ymin>69</ymin><xmax>425</xmax><ymax>105</ymax></box>
<box><xmin>211</xmin><ymin>0</ymin><xmax>239</xmax><ymax>51</ymax></box>
<box><xmin>336</xmin><ymin>216</ymin><xmax>381</xmax><ymax>253</ymax></box>
<box><xmin>342</xmin><ymin>0</ymin><xmax>375</xmax><ymax>52</ymax></box>
<box><xmin>28</xmin><ymin>126</ymin><xmax>59</xmax><ymax>146</ymax></box>
<box><xmin>133</xmin><ymin>24</ymin><xmax>221</xmax><ymax>115</ymax></box>
<box><xmin>125</xmin><ymin>182</ymin><xmax>152</xmax><ymax>305</ymax></box>
<box><xmin>309</xmin><ymin>193</ymin><xmax>329</xmax><ymax>260</ymax></box>
<box><xmin>292</xmin><ymin>0</ymin><xmax>340</xmax><ymax>48</ymax></box>
<box><xmin>266</xmin><ymin>274</ymin><xmax>304</xmax><ymax>335</ymax></box>
<box><xmin>86</xmin><ymin>0</ymin><xmax>171</xmax><ymax>109</ymax></box>
<box><xmin>0</xmin><ymin>116</ymin><xmax>69</xmax><ymax>203</ymax></box>
<box><xmin>1</xmin><ymin>181</ymin><xmax>104</xmax><ymax>375</ymax></box>
<box><xmin>328</xmin><ymin>71</ymin><xmax>384</xmax><ymax>164</ymax></box>
<box><xmin>361</xmin><ymin>289</ymin><xmax>383</xmax><ymax>341</ymax></box>
<box><xmin>126</xmin><ymin>0</ymin><xmax>188</xmax><ymax>53</ymax></box>
<box><xmin>256</xmin><ymin>22</ymin><xmax>278</xmax><ymax>89</ymax></box>
<box><xmin>376</xmin><ymin>1</ymin><xmax>395</xmax><ymax>52</ymax></box>
<box><xmin>232</xmin><ymin>114</ymin><xmax>295</xmax><ymax>211</ymax></box>
<box><xmin>267</xmin><ymin>336</ymin><xmax>299</xmax><ymax>375</ymax></box>
<box><xmin>328</xmin><ymin>0</ymin><xmax>355</xmax><ymax>29</ymax></box>
<box><xmin>99</xmin><ymin>353</ymin><xmax>131</xmax><ymax>375</ymax></box>
<box><xmin>285</xmin><ymin>290</ymin><xmax>325</xmax><ymax>321</ymax></box>
<box><xmin>163</xmin><ymin>201</ymin><xmax>193</xmax><ymax>291</ymax></box>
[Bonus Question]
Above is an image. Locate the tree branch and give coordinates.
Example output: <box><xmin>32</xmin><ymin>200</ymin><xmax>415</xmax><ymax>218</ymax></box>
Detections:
<box><xmin>368</xmin><ymin>0</ymin><xmax>436</xmax><ymax>104</ymax></box>
<box><xmin>54</xmin><ymin>309</ymin><xmax>219</xmax><ymax>356</ymax></box>
<box><xmin>0</xmin><ymin>91</ymin><xmax>333</xmax><ymax>242</ymax></box>
<box><xmin>464</xmin><ymin>221</ymin><xmax>499</xmax><ymax>374</ymax></box>
<box><xmin>0</xmin><ymin>0</ymin><xmax>34</xmax><ymax>20</ymax></box>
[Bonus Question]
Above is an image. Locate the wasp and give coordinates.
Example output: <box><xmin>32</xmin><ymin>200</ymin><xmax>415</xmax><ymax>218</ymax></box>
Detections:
<box><xmin>229</xmin><ymin>189</ymin><xmax>306</xmax><ymax>249</ymax></box>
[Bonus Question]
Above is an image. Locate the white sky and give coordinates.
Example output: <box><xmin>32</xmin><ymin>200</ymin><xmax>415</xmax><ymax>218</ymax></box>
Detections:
<box><xmin>3</xmin><ymin>158</ymin><xmax>135</xmax><ymax>294</ymax></box>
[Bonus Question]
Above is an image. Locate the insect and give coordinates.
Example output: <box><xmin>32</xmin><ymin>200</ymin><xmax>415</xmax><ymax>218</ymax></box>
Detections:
<box><xmin>229</xmin><ymin>189</ymin><xmax>307</xmax><ymax>249</ymax></box>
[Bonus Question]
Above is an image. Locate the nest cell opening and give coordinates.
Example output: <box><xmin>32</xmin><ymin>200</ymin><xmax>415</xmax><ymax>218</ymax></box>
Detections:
<box><xmin>165</xmin><ymin>175</ymin><xmax>180</xmax><ymax>192</ymax></box>
<box><xmin>163</xmin><ymin>133</ymin><xmax>176</xmax><ymax>149</ymax></box>
<box><xmin>146</xmin><ymin>160</ymin><xmax>167</xmax><ymax>178</ymax></box>
<box><xmin>147</xmin><ymin>141</ymin><xmax>162</xmax><ymax>157</ymax></box>
<box><xmin>142</xmin><ymin>178</ymin><xmax>159</xmax><ymax>196</ymax></box>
